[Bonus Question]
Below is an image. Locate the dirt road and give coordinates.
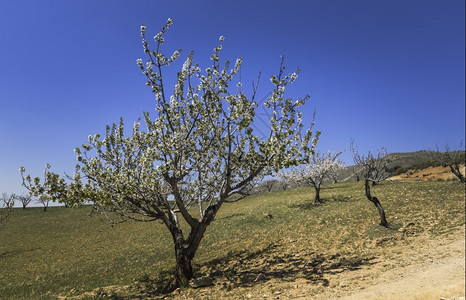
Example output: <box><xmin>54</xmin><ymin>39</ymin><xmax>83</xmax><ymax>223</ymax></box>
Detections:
<box><xmin>338</xmin><ymin>226</ymin><xmax>465</xmax><ymax>300</ymax></box>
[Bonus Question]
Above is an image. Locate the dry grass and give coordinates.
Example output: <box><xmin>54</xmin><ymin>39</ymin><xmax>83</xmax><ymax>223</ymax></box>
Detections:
<box><xmin>0</xmin><ymin>180</ymin><xmax>464</xmax><ymax>299</ymax></box>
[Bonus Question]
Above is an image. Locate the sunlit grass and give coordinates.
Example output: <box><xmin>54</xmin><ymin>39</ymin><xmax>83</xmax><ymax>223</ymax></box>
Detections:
<box><xmin>0</xmin><ymin>181</ymin><xmax>464</xmax><ymax>299</ymax></box>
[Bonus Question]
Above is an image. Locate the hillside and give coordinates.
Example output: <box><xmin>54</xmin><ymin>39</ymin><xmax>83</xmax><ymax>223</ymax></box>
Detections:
<box><xmin>337</xmin><ymin>150</ymin><xmax>462</xmax><ymax>182</ymax></box>
<box><xmin>0</xmin><ymin>181</ymin><xmax>464</xmax><ymax>299</ymax></box>
<box><xmin>389</xmin><ymin>165</ymin><xmax>466</xmax><ymax>181</ymax></box>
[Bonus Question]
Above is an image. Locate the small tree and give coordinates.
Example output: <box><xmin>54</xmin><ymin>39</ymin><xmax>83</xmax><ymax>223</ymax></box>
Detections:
<box><xmin>21</xmin><ymin>164</ymin><xmax>66</xmax><ymax>212</ymax></box>
<box><xmin>350</xmin><ymin>140</ymin><xmax>390</xmax><ymax>185</ymax></box>
<box><xmin>432</xmin><ymin>141</ymin><xmax>465</xmax><ymax>184</ymax></box>
<box><xmin>276</xmin><ymin>171</ymin><xmax>292</xmax><ymax>190</ymax></box>
<box><xmin>350</xmin><ymin>140</ymin><xmax>390</xmax><ymax>228</ymax></box>
<box><xmin>0</xmin><ymin>193</ymin><xmax>15</xmax><ymax>225</ymax></box>
<box><xmin>351</xmin><ymin>165</ymin><xmax>362</xmax><ymax>182</ymax></box>
<box><xmin>280</xmin><ymin>150</ymin><xmax>344</xmax><ymax>204</ymax></box>
<box><xmin>20</xmin><ymin>19</ymin><xmax>319</xmax><ymax>291</ymax></box>
<box><xmin>18</xmin><ymin>194</ymin><xmax>33</xmax><ymax>209</ymax></box>
<box><xmin>36</xmin><ymin>197</ymin><xmax>50</xmax><ymax>212</ymax></box>
<box><xmin>262</xmin><ymin>179</ymin><xmax>277</xmax><ymax>192</ymax></box>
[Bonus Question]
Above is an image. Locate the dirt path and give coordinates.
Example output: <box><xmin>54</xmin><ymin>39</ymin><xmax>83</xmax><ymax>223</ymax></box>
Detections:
<box><xmin>337</xmin><ymin>226</ymin><xmax>465</xmax><ymax>300</ymax></box>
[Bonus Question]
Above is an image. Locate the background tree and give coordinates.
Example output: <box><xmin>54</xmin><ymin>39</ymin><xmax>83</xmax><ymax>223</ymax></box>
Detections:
<box><xmin>262</xmin><ymin>179</ymin><xmax>277</xmax><ymax>192</ymax></box>
<box><xmin>0</xmin><ymin>193</ymin><xmax>15</xmax><ymax>225</ymax></box>
<box><xmin>329</xmin><ymin>167</ymin><xmax>341</xmax><ymax>183</ymax></box>
<box><xmin>350</xmin><ymin>140</ymin><xmax>390</xmax><ymax>227</ymax></box>
<box><xmin>20</xmin><ymin>19</ymin><xmax>318</xmax><ymax>291</ymax></box>
<box><xmin>17</xmin><ymin>194</ymin><xmax>33</xmax><ymax>210</ymax></box>
<box><xmin>350</xmin><ymin>140</ymin><xmax>390</xmax><ymax>185</ymax></box>
<box><xmin>351</xmin><ymin>165</ymin><xmax>362</xmax><ymax>182</ymax></box>
<box><xmin>276</xmin><ymin>171</ymin><xmax>292</xmax><ymax>190</ymax></box>
<box><xmin>21</xmin><ymin>164</ymin><xmax>66</xmax><ymax>212</ymax></box>
<box><xmin>280</xmin><ymin>150</ymin><xmax>344</xmax><ymax>204</ymax></box>
<box><xmin>36</xmin><ymin>197</ymin><xmax>50</xmax><ymax>212</ymax></box>
<box><xmin>432</xmin><ymin>141</ymin><xmax>465</xmax><ymax>184</ymax></box>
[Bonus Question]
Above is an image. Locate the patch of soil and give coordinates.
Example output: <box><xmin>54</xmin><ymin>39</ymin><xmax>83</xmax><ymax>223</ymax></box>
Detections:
<box><xmin>389</xmin><ymin>165</ymin><xmax>465</xmax><ymax>182</ymax></box>
<box><xmin>337</xmin><ymin>226</ymin><xmax>465</xmax><ymax>300</ymax></box>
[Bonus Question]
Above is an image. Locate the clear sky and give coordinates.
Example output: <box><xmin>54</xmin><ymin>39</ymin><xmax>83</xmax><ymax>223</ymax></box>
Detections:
<box><xmin>0</xmin><ymin>0</ymin><xmax>464</xmax><ymax>196</ymax></box>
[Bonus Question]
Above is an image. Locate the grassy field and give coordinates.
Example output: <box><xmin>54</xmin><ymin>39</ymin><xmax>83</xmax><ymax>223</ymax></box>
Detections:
<box><xmin>0</xmin><ymin>180</ymin><xmax>464</xmax><ymax>299</ymax></box>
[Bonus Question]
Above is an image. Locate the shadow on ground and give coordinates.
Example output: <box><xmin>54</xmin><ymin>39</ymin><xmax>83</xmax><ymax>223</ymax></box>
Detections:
<box><xmin>199</xmin><ymin>242</ymin><xmax>377</xmax><ymax>289</ymax></box>
<box><xmin>68</xmin><ymin>242</ymin><xmax>377</xmax><ymax>299</ymax></box>
<box><xmin>288</xmin><ymin>195</ymin><xmax>353</xmax><ymax>210</ymax></box>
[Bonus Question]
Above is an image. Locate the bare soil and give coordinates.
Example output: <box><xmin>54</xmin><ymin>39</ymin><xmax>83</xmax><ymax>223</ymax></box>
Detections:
<box><xmin>389</xmin><ymin>165</ymin><xmax>465</xmax><ymax>182</ymax></box>
<box><xmin>337</xmin><ymin>226</ymin><xmax>465</xmax><ymax>300</ymax></box>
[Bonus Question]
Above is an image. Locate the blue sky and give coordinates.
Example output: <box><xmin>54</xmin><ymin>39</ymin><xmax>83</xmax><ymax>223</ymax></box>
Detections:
<box><xmin>0</xmin><ymin>0</ymin><xmax>464</xmax><ymax>196</ymax></box>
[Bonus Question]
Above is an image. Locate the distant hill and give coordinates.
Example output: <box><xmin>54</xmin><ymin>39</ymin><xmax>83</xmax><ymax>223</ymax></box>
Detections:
<box><xmin>337</xmin><ymin>150</ymin><xmax>441</xmax><ymax>182</ymax></box>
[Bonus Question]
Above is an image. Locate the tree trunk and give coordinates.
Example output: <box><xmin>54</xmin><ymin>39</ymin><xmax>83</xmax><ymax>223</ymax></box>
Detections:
<box><xmin>163</xmin><ymin>203</ymin><xmax>221</xmax><ymax>293</ymax></box>
<box><xmin>314</xmin><ymin>186</ymin><xmax>321</xmax><ymax>204</ymax></box>
<box><xmin>164</xmin><ymin>226</ymin><xmax>194</xmax><ymax>291</ymax></box>
<box><xmin>174</xmin><ymin>241</ymin><xmax>194</xmax><ymax>288</ymax></box>
<box><xmin>450</xmin><ymin>164</ymin><xmax>465</xmax><ymax>183</ymax></box>
<box><xmin>365</xmin><ymin>179</ymin><xmax>389</xmax><ymax>228</ymax></box>
<box><xmin>166</xmin><ymin>217</ymin><xmax>212</xmax><ymax>292</ymax></box>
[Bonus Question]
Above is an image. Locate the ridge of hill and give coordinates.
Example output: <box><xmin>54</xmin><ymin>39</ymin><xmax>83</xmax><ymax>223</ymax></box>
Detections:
<box><xmin>338</xmin><ymin>150</ymin><xmax>443</xmax><ymax>182</ymax></box>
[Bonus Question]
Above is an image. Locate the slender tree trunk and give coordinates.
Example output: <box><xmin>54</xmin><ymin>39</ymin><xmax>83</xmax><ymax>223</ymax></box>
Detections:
<box><xmin>365</xmin><ymin>179</ymin><xmax>389</xmax><ymax>228</ymax></box>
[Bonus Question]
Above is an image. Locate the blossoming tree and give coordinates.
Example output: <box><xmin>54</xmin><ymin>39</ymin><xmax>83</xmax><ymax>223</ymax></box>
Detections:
<box><xmin>20</xmin><ymin>18</ymin><xmax>319</xmax><ymax>290</ymax></box>
<box><xmin>279</xmin><ymin>150</ymin><xmax>344</xmax><ymax>204</ymax></box>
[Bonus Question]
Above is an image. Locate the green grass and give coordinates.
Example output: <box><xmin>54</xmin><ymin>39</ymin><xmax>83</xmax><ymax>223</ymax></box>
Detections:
<box><xmin>0</xmin><ymin>181</ymin><xmax>464</xmax><ymax>299</ymax></box>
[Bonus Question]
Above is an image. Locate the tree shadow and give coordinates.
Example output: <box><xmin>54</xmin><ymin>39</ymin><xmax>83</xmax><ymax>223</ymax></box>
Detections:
<box><xmin>288</xmin><ymin>199</ymin><xmax>325</xmax><ymax>210</ymax></box>
<box><xmin>288</xmin><ymin>198</ymin><xmax>333</xmax><ymax>210</ymax></box>
<box><xmin>199</xmin><ymin>242</ymin><xmax>377</xmax><ymax>288</ymax></box>
<box><xmin>329</xmin><ymin>195</ymin><xmax>352</xmax><ymax>202</ymax></box>
<box><xmin>288</xmin><ymin>194</ymin><xmax>353</xmax><ymax>210</ymax></box>
<box><xmin>0</xmin><ymin>247</ymin><xmax>41</xmax><ymax>259</ymax></box>
<box><xmin>216</xmin><ymin>213</ymin><xmax>246</xmax><ymax>220</ymax></box>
